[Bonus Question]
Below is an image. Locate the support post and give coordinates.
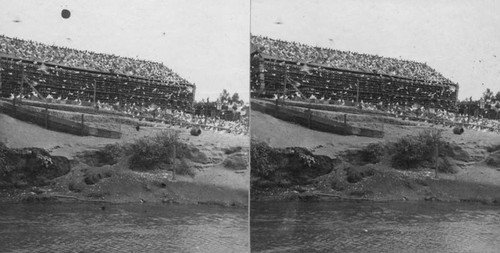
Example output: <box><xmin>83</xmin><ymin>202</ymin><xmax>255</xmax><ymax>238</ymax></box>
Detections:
<box><xmin>258</xmin><ymin>61</ymin><xmax>266</xmax><ymax>96</ymax></box>
<box><xmin>93</xmin><ymin>80</ymin><xmax>97</xmax><ymax>109</ymax></box>
<box><xmin>283</xmin><ymin>71</ymin><xmax>287</xmax><ymax>103</ymax></box>
<box><xmin>344</xmin><ymin>114</ymin><xmax>347</xmax><ymax>125</ymax></box>
<box><xmin>356</xmin><ymin>80</ymin><xmax>360</xmax><ymax>106</ymax></box>
<box><xmin>172</xmin><ymin>143</ymin><xmax>176</xmax><ymax>181</ymax></box>
<box><xmin>20</xmin><ymin>68</ymin><xmax>25</xmax><ymax>103</ymax></box>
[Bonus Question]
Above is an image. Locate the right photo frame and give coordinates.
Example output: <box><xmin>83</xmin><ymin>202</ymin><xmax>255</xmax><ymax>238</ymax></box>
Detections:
<box><xmin>249</xmin><ymin>0</ymin><xmax>500</xmax><ymax>252</ymax></box>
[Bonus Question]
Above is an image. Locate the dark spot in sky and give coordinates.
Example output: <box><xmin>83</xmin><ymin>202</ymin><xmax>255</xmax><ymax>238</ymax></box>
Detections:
<box><xmin>61</xmin><ymin>9</ymin><xmax>71</xmax><ymax>19</ymax></box>
<box><xmin>12</xmin><ymin>19</ymin><xmax>21</xmax><ymax>23</ymax></box>
<box><xmin>162</xmin><ymin>32</ymin><xmax>166</xmax><ymax>36</ymax></box>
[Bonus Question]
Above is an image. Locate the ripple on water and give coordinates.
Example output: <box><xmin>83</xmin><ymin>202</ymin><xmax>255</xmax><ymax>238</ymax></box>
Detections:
<box><xmin>251</xmin><ymin>201</ymin><xmax>500</xmax><ymax>253</ymax></box>
<box><xmin>0</xmin><ymin>203</ymin><xmax>248</xmax><ymax>252</ymax></box>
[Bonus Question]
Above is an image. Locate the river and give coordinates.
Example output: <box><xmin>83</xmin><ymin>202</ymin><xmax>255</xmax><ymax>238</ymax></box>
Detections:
<box><xmin>251</xmin><ymin>201</ymin><xmax>500</xmax><ymax>253</ymax></box>
<box><xmin>0</xmin><ymin>202</ymin><xmax>248</xmax><ymax>252</ymax></box>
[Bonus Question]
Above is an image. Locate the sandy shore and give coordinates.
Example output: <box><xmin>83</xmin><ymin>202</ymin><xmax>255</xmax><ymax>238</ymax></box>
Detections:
<box><xmin>0</xmin><ymin>113</ymin><xmax>249</xmax><ymax>207</ymax></box>
<box><xmin>251</xmin><ymin>109</ymin><xmax>500</xmax><ymax>204</ymax></box>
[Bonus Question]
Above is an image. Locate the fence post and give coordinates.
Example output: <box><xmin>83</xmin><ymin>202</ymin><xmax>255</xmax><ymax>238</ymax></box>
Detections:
<box><xmin>344</xmin><ymin>114</ymin><xmax>347</xmax><ymax>125</ymax></box>
<box><xmin>434</xmin><ymin>140</ymin><xmax>439</xmax><ymax>179</ymax></box>
<box><xmin>204</xmin><ymin>103</ymin><xmax>207</xmax><ymax>125</ymax></box>
<box><xmin>308</xmin><ymin>107</ymin><xmax>312</xmax><ymax>129</ymax></box>
<box><xmin>275</xmin><ymin>99</ymin><xmax>279</xmax><ymax>117</ymax></box>
<box><xmin>172</xmin><ymin>142</ymin><xmax>176</xmax><ymax>181</ymax></box>
<box><xmin>0</xmin><ymin>61</ymin><xmax>2</xmax><ymax>97</ymax></box>
<box><xmin>45</xmin><ymin>106</ymin><xmax>49</xmax><ymax>129</ymax></box>
<box><xmin>81</xmin><ymin>114</ymin><xmax>84</xmax><ymax>136</ymax></box>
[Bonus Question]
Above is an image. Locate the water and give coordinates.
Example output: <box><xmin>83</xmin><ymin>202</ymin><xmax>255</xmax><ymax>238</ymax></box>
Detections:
<box><xmin>0</xmin><ymin>203</ymin><xmax>248</xmax><ymax>252</ymax></box>
<box><xmin>251</xmin><ymin>201</ymin><xmax>500</xmax><ymax>253</ymax></box>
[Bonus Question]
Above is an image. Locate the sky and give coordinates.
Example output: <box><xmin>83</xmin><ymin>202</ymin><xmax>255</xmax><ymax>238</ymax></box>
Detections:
<box><xmin>251</xmin><ymin>0</ymin><xmax>500</xmax><ymax>101</ymax></box>
<box><xmin>0</xmin><ymin>0</ymin><xmax>250</xmax><ymax>102</ymax></box>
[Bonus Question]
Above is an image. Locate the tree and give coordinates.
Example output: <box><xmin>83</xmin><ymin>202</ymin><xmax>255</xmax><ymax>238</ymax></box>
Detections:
<box><xmin>219</xmin><ymin>89</ymin><xmax>230</xmax><ymax>104</ymax></box>
<box><xmin>495</xmin><ymin>91</ymin><xmax>500</xmax><ymax>101</ymax></box>
<box><xmin>231</xmin><ymin>92</ymin><xmax>240</xmax><ymax>104</ymax></box>
<box><xmin>482</xmin><ymin>88</ymin><xmax>493</xmax><ymax>100</ymax></box>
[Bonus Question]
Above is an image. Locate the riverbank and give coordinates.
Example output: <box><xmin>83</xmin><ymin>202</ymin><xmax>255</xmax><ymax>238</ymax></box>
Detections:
<box><xmin>251</xmin><ymin>110</ymin><xmax>500</xmax><ymax>205</ymax></box>
<box><xmin>0</xmin><ymin>113</ymin><xmax>249</xmax><ymax>207</ymax></box>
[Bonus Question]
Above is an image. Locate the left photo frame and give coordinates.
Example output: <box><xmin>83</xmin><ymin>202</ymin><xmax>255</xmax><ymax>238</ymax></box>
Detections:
<box><xmin>0</xmin><ymin>1</ymin><xmax>250</xmax><ymax>252</ymax></box>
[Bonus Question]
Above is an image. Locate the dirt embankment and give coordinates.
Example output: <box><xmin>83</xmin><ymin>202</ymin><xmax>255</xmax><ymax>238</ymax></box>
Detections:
<box><xmin>0</xmin><ymin>113</ymin><xmax>249</xmax><ymax>207</ymax></box>
<box><xmin>251</xmin><ymin>110</ymin><xmax>500</xmax><ymax>204</ymax></box>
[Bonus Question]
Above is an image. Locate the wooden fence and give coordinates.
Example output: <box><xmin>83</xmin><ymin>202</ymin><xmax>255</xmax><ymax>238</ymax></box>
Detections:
<box><xmin>251</xmin><ymin>99</ymin><xmax>384</xmax><ymax>138</ymax></box>
<box><xmin>0</xmin><ymin>100</ymin><xmax>121</xmax><ymax>139</ymax></box>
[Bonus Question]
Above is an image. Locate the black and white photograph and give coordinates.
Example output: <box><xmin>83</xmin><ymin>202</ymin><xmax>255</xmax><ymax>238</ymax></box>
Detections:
<box><xmin>0</xmin><ymin>0</ymin><xmax>249</xmax><ymax>252</ymax></box>
<box><xmin>250</xmin><ymin>0</ymin><xmax>500</xmax><ymax>252</ymax></box>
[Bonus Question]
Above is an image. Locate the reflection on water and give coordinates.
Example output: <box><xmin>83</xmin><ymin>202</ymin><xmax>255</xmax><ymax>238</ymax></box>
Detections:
<box><xmin>0</xmin><ymin>203</ymin><xmax>248</xmax><ymax>252</ymax></box>
<box><xmin>251</xmin><ymin>201</ymin><xmax>500</xmax><ymax>253</ymax></box>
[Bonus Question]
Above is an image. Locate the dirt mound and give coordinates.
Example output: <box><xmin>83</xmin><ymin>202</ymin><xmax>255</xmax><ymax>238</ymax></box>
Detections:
<box><xmin>442</xmin><ymin>142</ymin><xmax>472</xmax><ymax>162</ymax></box>
<box><xmin>0</xmin><ymin>143</ymin><xmax>71</xmax><ymax>188</ymax></box>
<box><xmin>178</xmin><ymin>145</ymin><xmax>209</xmax><ymax>164</ymax></box>
<box><xmin>251</xmin><ymin>141</ymin><xmax>336</xmax><ymax>189</ymax></box>
<box><xmin>345</xmin><ymin>165</ymin><xmax>377</xmax><ymax>183</ymax></box>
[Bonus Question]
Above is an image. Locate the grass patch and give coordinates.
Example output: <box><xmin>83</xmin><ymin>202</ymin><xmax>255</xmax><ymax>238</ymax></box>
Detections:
<box><xmin>391</xmin><ymin>129</ymin><xmax>445</xmax><ymax>170</ymax></box>
<box><xmin>127</xmin><ymin>131</ymin><xmax>196</xmax><ymax>177</ymax></box>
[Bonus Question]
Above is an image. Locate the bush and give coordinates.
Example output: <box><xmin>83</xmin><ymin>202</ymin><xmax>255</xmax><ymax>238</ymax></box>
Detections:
<box><xmin>0</xmin><ymin>142</ymin><xmax>9</xmax><ymax>172</ymax></box>
<box><xmin>250</xmin><ymin>141</ymin><xmax>276</xmax><ymax>178</ymax></box>
<box><xmin>360</xmin><ymin>143</ymin><xmax>384</xmax><ymax>164</ymax></box>
<box><xmin>391</xmin><ymin>129</ymin><xmax>444</xmax><ymax>170</ymax></box>
<box><xmin>129</xmin><ymin>131</ymin><xmax>179</xmax><ymax>170</ymax></box>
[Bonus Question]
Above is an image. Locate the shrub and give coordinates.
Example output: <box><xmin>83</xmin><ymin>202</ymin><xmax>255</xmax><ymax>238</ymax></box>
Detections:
<box><xmin>250</xmin><ymin>141</ymin><xmax>276</xmax><ymax>178</ymax></box>
<box><xmin>129</xmin><ymin>131</ymin><xmax>179</xmax><ymax>170</ymax></box>
<box><xmin>360</xmin><ymin>143</ymin><xmax>384</xmax><ymax>164</ymax></box>
<box><xmin>0</xmin><ymin>142</ymin><xmax>9</xmax><ymax>173</ymax></box>
<box><xmin>391</xmin><ymin>129</ymin><xmax>444</xmax><ymax>170</ymax></box>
